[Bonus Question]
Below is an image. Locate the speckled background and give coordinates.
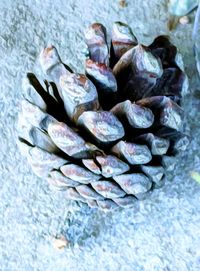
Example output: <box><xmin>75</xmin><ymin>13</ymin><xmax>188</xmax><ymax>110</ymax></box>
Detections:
<box><xmin>1</xmin><ymin>0</ymin><xmax>200</xmax><ymax>270</ymax></box>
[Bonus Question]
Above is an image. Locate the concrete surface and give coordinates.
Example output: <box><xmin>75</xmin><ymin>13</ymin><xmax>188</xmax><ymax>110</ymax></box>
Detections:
<box><xmin>0</xmin><ymin>0</ymin><xmax>200</xmax><ymax>270</ymax></box>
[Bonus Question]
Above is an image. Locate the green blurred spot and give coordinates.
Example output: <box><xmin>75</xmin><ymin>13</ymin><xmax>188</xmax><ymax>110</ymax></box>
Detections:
<box><xmin>191</xmin><ymin>171</ymin><xmax>200</xmax><ymax>184</ymax></box>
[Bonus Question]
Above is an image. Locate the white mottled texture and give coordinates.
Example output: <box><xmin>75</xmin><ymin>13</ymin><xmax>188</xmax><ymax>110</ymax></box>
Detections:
<box><xmin>0</xmin><ymin>0</ymin><xmax>200</xmax><ymax>270</ymax></box>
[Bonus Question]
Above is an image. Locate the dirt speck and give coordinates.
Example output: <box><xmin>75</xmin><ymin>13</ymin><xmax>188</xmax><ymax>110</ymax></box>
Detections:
<box><xmin>52</xmin><ymin>235</ymin><xmax>69</xmax><ymax>250</ymax></box>
<box><xmin>119</xmin><ymin>0</ymin><xmax>128</xmax><ymax>8</ymax></box>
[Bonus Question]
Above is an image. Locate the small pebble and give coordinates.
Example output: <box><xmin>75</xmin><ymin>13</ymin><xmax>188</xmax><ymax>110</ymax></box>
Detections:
<box><xmin>179</xmin><ymin>16</ymin><xmax>189</xmax><ymax>25</ymax></box>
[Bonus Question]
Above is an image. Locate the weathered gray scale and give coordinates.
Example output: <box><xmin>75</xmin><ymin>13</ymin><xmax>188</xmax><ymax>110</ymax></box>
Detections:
<box><xmin>18</xmin><ymin>114</ymin><xmax>36</xmax><ymax>146</ymax></box>
<box><xmin>113</xmin><ymin>195</ymin><xmax>137</xmax><ymax>207</ymax></box>
<box><xmin>59</xmin><ymin>73</ymin><xmax>100</xmax><ymax>123</ymax></box>
<box><xmin>160</xmin><ymin>99</ymin><xmax>183</xmax><ymax>131</ymax></box>
<box><xmin>29</xmin><ymin>127</ymin><xmax>58</xmax><ymax>153</ymax></box>
<box><xmin>65</xmin><ymin>188</ymin><xmax>87</xmax><ymax>202</ymax></box>
<box><xmin>174</xmin><ymin>52</ymin><xmax>185</xmax><ymax>71</ymax></box>
<box><xmin>85</xmin><ymin>59</ymin><xmax>117</xmax><ymax>93</ymax></box>
<box><xmin>135</xmin><ymin>133</ymin><xmax>170</xmax><ymax>156</ymax></box>
<box><xmin>21</xmin><ymin>100</ymin><xmax>47</xmax><ymax>129</ymax></box>
<box><xmin>76</xmin><ymin>185</ymin><xmax>104</xmax><ymax>200</ymax></box>
<box><xmin>22</xmin><ymin>76</ymin><xmax>47</xmax><ymax>111</ymax></box>
<box><xmin>39</xmin><ymin>49</ymin><xmax>71</xmax><ymax>99</ymax></box>
<box><xmin>96</xmin><ymin>155</ymin><xmax>130</xmax><ymax>178</ymax></box>
<box><xmin>61</xmin><ymin>164</ymin><xmax>100</xmax><ymax>184</ymax></box>
<box><xmin>97</xmin><ymin>199</ymin><xmax>119</xmax><ymax>210</ymax></box>
<box><xmin>111</xmin><ymin>100</ymin><xmax>154</xmax><ymax>129</ymax></box>
<box><xmin>48</xmin><ymin>170</ymin><xmax>79</xmax><ymax>188</ymax></box>
<box><xmin>49</xmin><ymin>63</ymin><xmax>72</xmax><ymax>86</ymax></box>
<box><xmin>161</xmin><ymin>155</ymin><xmax>176</xmax><ymax>171</ymax></box>
<box><xmin>82</xmin><ymin>159</ymin><xmax>101</xmax><ymax>175</ymax></box>
<box><xmin>47</xmin><ymin>121</ymin><xmax>90</xmax><ymax>158</ymax></box>
<box><xmin>156</xmin><ymin>128</ymin><xmax>190</xmax><ymax>153</ymax></box>
<box><xmin>141</xmin><ymin>165</ymin><xmax>165</xmax><ymax>184</ymax></box>
<box><xmin>39</xmin><ymin>45</ymin><xmax>62</xmax><ymax>73</ymax></box>
<box><xmin>111</xmin><ymin>140</ymin><xmax>152</xmax><ymax>165</ymax></box>
<box><xmin>91</xmin><ymin>180</ymin><xmax>126</xmax><ymax>199</ymax></box>
<box><xmin>28</xmin><ymin>146</ymin><xmax>68</xmax><ymax>167</ymax></box>
<box><xmin>131</xmin><ymin>45</ymin><xmax>163</xmax><ymax>78</ymax></box>
<box><xmin>30</xmin><ymin>163</ymin><xmax>51</xmax><ymax>178</ymax></box>
<box><xmin>39</xmin><ymin>45</ymin><xmax>72</xmax><ymax>96</ymax></box>
<box><xmin>111</xmin><ymin>21</ymin><xmax>138</xmax><ymax>60</ymax></box>
<box><xmin>40</xmin><ymin>46</ymin><xmax>72</xmax><ymax>82</ymax></box>
<box><xmin>153</xmin><ymin>176</ymin><xmax>166</xmax><ymax>189</ymax></box>
<box><xmin>171</xmin><ymin>134</ymin><xmax>190</xmax><ymax>153</ymax></box>
<box><xmin>77</xmin><ymin>111</ymin><xmax>125</xmax><ymax>143</ymax></box>
<box><xmin>18</xmin><ymin>102</ymin><xmax>59</xmax><ymax>153</ymax></box>
<box><xmin>137</xmin><ymin>96</ymin><xmax>183</xmax><ymax>131</ymax></box>
<box><xmin>113</xmin><ymin>173</ymin><xmax>152</xmax><ymax>198</ymax></box>
<box><xmin>85</xmin><ymin>23</ymin><xmax>109</xmax><ymax>65</ymax></box>
<box><xmin>21</xmin><ymin>99</ymin><xmax>56</xmax><ymax>131</ymax></box>
<box><xmin>27</xmin><ymin>146</ymin><xmax>68</xmax><ymax>177</ymax></box>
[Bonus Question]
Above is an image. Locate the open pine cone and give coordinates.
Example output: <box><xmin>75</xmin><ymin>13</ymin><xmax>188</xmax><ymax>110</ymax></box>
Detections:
<box><xmin>18</xmin><ymin>22</ymin><xmax>189</xmax><ymax>211</ymax></box>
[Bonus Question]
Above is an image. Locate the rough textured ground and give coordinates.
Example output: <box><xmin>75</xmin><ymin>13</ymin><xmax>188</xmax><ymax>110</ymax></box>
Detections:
<box><xmin>0</xmin><ymin>0</ymin><xmax>200</xmax><ymax>270</ymax></box>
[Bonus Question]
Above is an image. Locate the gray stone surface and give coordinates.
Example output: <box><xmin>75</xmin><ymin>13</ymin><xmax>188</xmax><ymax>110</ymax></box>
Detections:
<box><xmin>0</xmin><ymin>0</ymin><xmax>200</xmax><ymax>270</ymax></box>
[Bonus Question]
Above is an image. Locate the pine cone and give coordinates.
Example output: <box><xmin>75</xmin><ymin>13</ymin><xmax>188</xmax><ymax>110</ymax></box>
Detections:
<box><xmin>18</xmin><ymin>22</ymin><xmax>189</xmax><ymax>211</ymax></box>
